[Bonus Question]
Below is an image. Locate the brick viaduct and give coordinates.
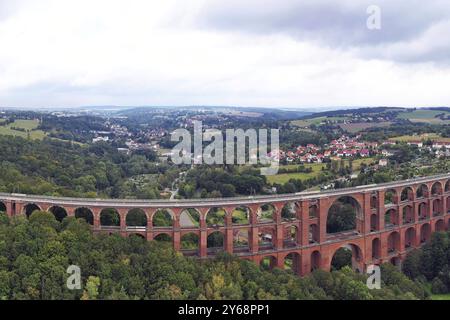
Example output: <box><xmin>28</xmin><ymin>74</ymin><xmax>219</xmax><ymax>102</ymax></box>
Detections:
<box><xmin>1</xmin><ymin>173</ymin><xmax>450</xmax><ymax>276</ymax></box>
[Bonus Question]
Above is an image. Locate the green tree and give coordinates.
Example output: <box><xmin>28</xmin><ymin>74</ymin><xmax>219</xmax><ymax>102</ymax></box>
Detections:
<box><xmin>81</xmin><ymin>276</ymin><xmax>101</xmax><ymax>300</ymax></box>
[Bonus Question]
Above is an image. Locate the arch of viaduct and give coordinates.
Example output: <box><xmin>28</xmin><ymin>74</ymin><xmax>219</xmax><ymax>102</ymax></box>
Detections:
<box><xmin>1</xmin><ymin>173</ymin><xmax>450</xmax><ymax>276</ymax></box>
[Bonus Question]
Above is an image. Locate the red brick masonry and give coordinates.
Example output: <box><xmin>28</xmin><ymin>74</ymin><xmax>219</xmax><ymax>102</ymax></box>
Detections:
<box><xmin>1</xmin><ymin>173</ymin><xmax>449</xmax><ymax>276</ymax></box>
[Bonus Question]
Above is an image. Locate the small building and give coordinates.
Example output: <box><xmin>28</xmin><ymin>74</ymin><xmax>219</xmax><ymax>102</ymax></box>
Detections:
<box><xmin>92</xmin><ymin>136</ymin><xmax>109</xmax><ymax>143</ymax></box>
<box><xmin>117</xmin><ymin>148</ymin><xmax>130</xmax><ymax>155</ymax></box>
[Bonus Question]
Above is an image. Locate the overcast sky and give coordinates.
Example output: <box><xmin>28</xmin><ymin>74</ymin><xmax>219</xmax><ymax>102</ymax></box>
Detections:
<box><xmin>1</xmin><ymin>0</ymin><xmax>450</xmax><ymax>109</ymax></box>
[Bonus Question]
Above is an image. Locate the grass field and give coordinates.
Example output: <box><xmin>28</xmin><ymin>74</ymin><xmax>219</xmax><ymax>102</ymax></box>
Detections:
<box><xmin>339</xmin><ymin>122</ymin><xmax>392</xmax><ymax>133</ymax></box>
<box><xmin>397</xmin><ymin>109</ymin><xmax>450</xmax><ymax>124</ymax></box>
<box><xmin>0</xmin><ymin>119</ymin><xmax>47</xmax><ymax>140</ymax></box>
<box><xmin>432</xmin><ymin>293</ymin><xmax>450</xmax><ymax>300</ymax></box>
<box><xmin>389</xmin><ymin>133</ymin><xmax>450</xmax><ymax>143</ymax></box>
<box><xmin>267</xmin><ymin>157</ymin><xmax>375</xmax><ymax>185</ymax></box>
<box><xmin>291</xmin><ymin>116</ymin><xmax>350</xmax><ymax>127</ymax></box>
<box><xmin>344</xmin><ymin>157</ymin><xmax>376</xmax><ymax>168</ymax></box>
<box><xmin>267</xmin><ymin>163</ymin><xmax>327</xmax><ymax>184</ymax></box>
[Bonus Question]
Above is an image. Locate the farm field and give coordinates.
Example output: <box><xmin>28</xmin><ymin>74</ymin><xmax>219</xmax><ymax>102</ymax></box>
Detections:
<box><xmin>388</xmin><ymin>133</ymin><xmax>450</xmax><ymax>143</ymax></box>
<box><xmin>267</xmin><ymin>157</ymin><xmax>375</xmax><ymax>185</ymax></box>
<box><xmin>291</xmin><ymin>116</ymin><xmax>350</xmax><ymax>127</ymax></box>
<box><xmin>0</xmin><ymin>119</ymin><xmax>47</xmax><ymax>140</ymax></box>
<box><xmin>339</xmin><ymin>121</ymin><xmax>392</xmax><ymax>133</ymax></box>
<box><xmin>396</xmin><ymin>109</ymin><xmax>450</xmax><ymax>124</ymax></box>
<box><xmin>267</xmin><ymin>163</ymin><xmax>327</xmax><ymax>184</ymax></box>
<box><xmin>343</xmin><ymin>157</ymin><xmax>376</xmax><ymax>168</ymax></box>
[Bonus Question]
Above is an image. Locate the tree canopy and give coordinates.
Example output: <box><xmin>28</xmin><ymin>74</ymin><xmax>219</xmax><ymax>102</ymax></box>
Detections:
<box><xmin>0</xmin><ymin>211</ymin><xmax>428</xmax><ymax>300</ymax></box>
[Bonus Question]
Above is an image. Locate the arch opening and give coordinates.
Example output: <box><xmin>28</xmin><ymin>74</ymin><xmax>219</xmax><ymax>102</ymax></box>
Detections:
<box><xmin>370</xmin><ymin>195</ymin><xmax>377</xmax><ymax>210</ymax></box>
<box><xmin>435</xmin><ymin>219</ymin><xmax>446</xmax><ymax>232</ymax></box>
<box><xmin>326</xmin><ymin>196</ymin><xmax>362</xmax><ymax>234</ymax></box>
<box><xmin>257</xmin><ymin>204</ymin><xmax>275</xmax><ymax>223</ymax></box>
<box><xmin>49</xmin><ymin>206</ymin><xmax>68</xmax><ymax>222</ymax></box>
<box><xmin>387</xmin><ymin>231</ymin><xmax>400</xmax><ymax>254</ymax></box>
<box><xmin>447</xmin><ymin>197</ymin><xmax>450</xmax><ymax>214</ymax></box>
<box><xmin>153</xmin><ymin>233</ymin><xmax>172</xmax><ymax>243</ymax></box>
<box><xmin>331</xmin><ymin>244</ymin><xmax>363</xmax><ymax>272</ymax></box>
<box><xmin>0</xmin><ymin>201</ymin><xmax>6</xmax><ymax>213</ymax></box>
<box><xmin>232</xmin><ymin>207</ymin><xmax>250</xmax><ymax>225</ymax></box>
<box><xmin>384</xmin><ymin>189</ymin><xmax>397</xmax><ymax>205</ymax></box>
<box><xmin>402</xmin><ymin>205</ymin><xmax>414</xmax><ymax>224</ymax></box>
<box><xmin>75</xmin><ymin>207</ymin><xmax>94</xmax><ymax>225</ymax></box>
<box><xmin>405</xmin><ymin>227</ymin><xmax>416</xmax><ymax>249</ymax></box>
<box><xmin>126</xmin><ymin>208</ymin><xmax>147</xmax><ymax>227</ymax></box>
<box><xmin>258</xmin><ymin>227</ymin><xmax>274</xmax><ymax>250</ymax></box>
<box><xmin>420</xmin><ymin>223</ymin><xmax>431</xmax><ymax>244</ymax></box>
<box><xmin>309</xmin><ymin>224</ymin><xmax>319</xmax><ymax>243</ymax></box>
<box><xmin>401</xmin><ymin>187</ymin><xmax>414</xmax><ymax>202</ymax></box>
<box><xmin>370</xmin><ymin>213</ymin><xmax>378</xmax><ymax>232</ymax></box>
<box><xmin>23</xmin><ymin>203</ymin><xmax>41</xmax><ymax>218</ymax></box>
<box><xmin>129</xmin><ymin>233</ymin><xmax>145</xmax><ymax>240</ymax></box>
<box><xmin>433</xmin><ymin>199</ymin><xmax>443</xmax><ymax>216</ymax></box>
<box><xmin>181</xmin><ymin>232</ymin><xmax>199</xmax><ymax>254</ymax></box>
<box><xmin>432</xmin><ymin>182</ymin><xmax>443</xmax><ymax>196</ymax></box>
<box><xmin>311</xmin><ymin>251</ymin><xmax>321</xmax><ymax>272</ymax></box>
<box><xmin>233</xmin><ymin>229</ymin><xmax>249</xmax><ymax>252</ymax></box>
<box><xmin>309</xmin><ymin>204</ymin><xmax>318</xmax><ymax>218</ymax></box>
<box><xmin>281</xmin><ymin>202</ymin><xmax>298</xmax><ymax>221</ymax></box>
<box><xmin>372</xmin><ymin>238</ymin><xmax>381</xmax><ymax>260</ymax></box>
<box><xmin>180</xmin><ymin>208</ymin><xmax>200</xmax><ymax>228</ymax></box>
<box><xmin>100</xmin><ymin>208</ymin><xmax>120</xmax><ymax>227</ymax></box>
<box><xmin>260</xmin><ymin>256</ymin><xmax>276</xmax><ymax>271</ymax></box>
<box><xmin>284</xmin><ymin>252</ymin><xmax>301</xmax><ymax>275</ymax></box>
<box><xmin>206</xmin><ymin>207</ymin><xmax>225</xmax><ymax>227</ymax></box>
<box><xmin>385</xmin><ymin>208</ymin><xmax>399</xmax><ymax>228</ymax></box>
<box><xmin>207</xmin><ymin>231</ymin><xmax>224</xmax><ymax>253</ymax></box>
<box><xmin>284</xmin><ymin>225</ymin><xmax>298</xmax><ymax>247</ymax></box>
<box><xmin>152</xmin><ymin>209</ymin><xmax>174</xmax><ymax>227</ymax></box>
<box><xmin>418</xmin><ymin>202</ymin><xmax>428</xmax><ymax>220</ymax></box>
<box><xmin>390</xmin><ymin>257</ymin><xmax>401</xmax><ymax>268</ymax></box>
<box><xmin>416</xmin><ymin>184</ymin><xmax>429</xmax><ymax>198</ymax></box>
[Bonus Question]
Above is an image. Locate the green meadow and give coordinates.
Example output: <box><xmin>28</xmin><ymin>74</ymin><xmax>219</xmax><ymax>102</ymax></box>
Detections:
<box><xmin>0</xmin><ymin>119</ymin><xmax>47</xmax><ymax>140</ymax></box>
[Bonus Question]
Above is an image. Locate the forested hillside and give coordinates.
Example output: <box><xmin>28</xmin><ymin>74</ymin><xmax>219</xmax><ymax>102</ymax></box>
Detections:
<box><xmin>0</xmin><ymin>211</ymin><xmax>428</xmax><ymax>300</ymax></box>
<box><xmin>0</xmin><ymin>136</ymin><xmax>170</xmax><ymax>199</ymax></box>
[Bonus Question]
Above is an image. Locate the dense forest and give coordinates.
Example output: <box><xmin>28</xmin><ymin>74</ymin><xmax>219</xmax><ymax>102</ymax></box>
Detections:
<box><xmin>0</xmin><ymin>135</ymin><xmax>274</xmax><ymax>200</ymax></box>
<box><xmin>178</xmin><ymin>166</ymin><xmax>268</xmax><ymax>198</ymax></box>
<box><xmin>0</xmin><ymin>211</ymin><xmax>429</xmax><ymax>300</ymax></box>
<box><xmin>0</xmin><ymin>136</ymin><xmax>169</xmax><ymax>199</ymax></box>
<box><xmin>403</xmin><ymin>232</ymin><xmax>450</xmax><ymax>295</ymax></box>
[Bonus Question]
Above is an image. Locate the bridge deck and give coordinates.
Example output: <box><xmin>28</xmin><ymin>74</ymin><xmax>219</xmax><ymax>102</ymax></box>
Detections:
<box><xmin>0</xmin><ymin>173</ymin><xmax>448</xmax><ymax>208</ymax></box>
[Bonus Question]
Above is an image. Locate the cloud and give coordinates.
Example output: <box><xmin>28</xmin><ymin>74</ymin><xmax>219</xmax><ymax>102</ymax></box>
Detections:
<box><xmin>0</xmin><ymin>0</ymin><xmax>450</xmax><ymax>108</ymax></box>
<box><xmin>0</xmin><ymin>0</ymin><xmax>25</xmax><ymax>21</ymax></box>
<box><xmin>193</xmin><ymin>0</ymin><xmax>450</xmax><ymax>63</ymax></box>
<box><xmin>364</xmin><ymin>20</ymin><xmax>450</xmax><ymax>63</ymax></box>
